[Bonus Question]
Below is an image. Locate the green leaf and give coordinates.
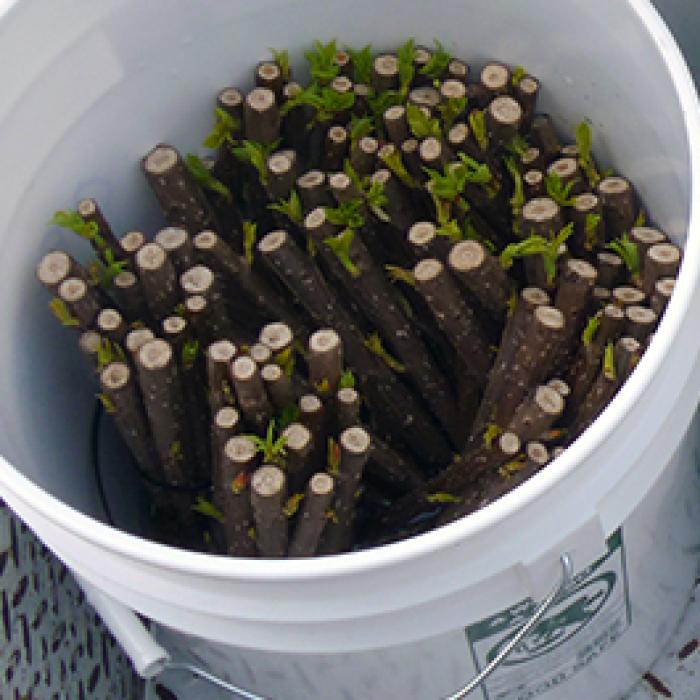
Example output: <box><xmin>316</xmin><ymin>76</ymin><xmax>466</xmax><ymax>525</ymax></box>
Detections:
<box><xmin>282</xmin><ymin>84</ymin><xmax>355</xmax><ymax>123</ymax></box>
<box><xmin>364</xmin><ymin>332</ymin><xmax>405</xmax><ymax>372</ymax></box>
<box><xmin>96</xmin><ymin>338</ymin><xmax>126</xmax><ymax>371</ymax></box>
<box><xmin>339</xmin><ymin>369</ymin><xmax>356</xmax><ymax>389</ymax></box>
<box><xmin>96</xmin><ymin>392</ymin><xmax>116</xmax><ymax>414</ymax></box>
<box><xmin>277</xmin><ymin>404</ymin><xmax>301</xmax><ymax>431</ymax></box>
<box><xmin>545</xmin><ymin>171</ymin><xmax>579</xmax><ymax>207</ymax></box>
<box><xmin>436</xmin><ymin>219</ymin><xmax>463</xmax><ymax>242</ymax></box>
<box><xmin>368</xmin><ymin>89</ymin><xmax>405</xmax><ymax>123</ymax></box>
<box><xmin>349</xmin><ymin>115</ymin><xmax>375</xmax><ymax>147</ymax></box>
<box><xmin>584</xmin><ymin>212</ymin><xmax>602</xmax><ymax>251</ymax></box>
<box><xmin>304</xmin><ymin>39</ymin><xmax>340</xmax><ymax>84</ymax></box>
<box><xmin>385</xmin><ymin>264</ymin><xmax>416</xmax><ymax>286</ymax></box>
<box><xmin>49</xmin><ymin>298</ymin><xmax>79</xmax><ymax>327</ymax></box>
<box><xmin>606</xmin><ymin>232</ymin><xmax>640</xmax><ymax>280</ymax></box>
<box><xmin>575</xmin><ymin>120</ymin><xmax>601</xmax><ymax>189</ymax></box>
<box><xmin>469</xmin><ymin>110</ymin><xmax>489</xmax><ymax>151</ymax></box>
<box><xmin>245</xmin><ymin>420</ymin><xmax>288</xmax><ymax>465</ymax></box>
<box><xmin>483</xmin><ymin>423</ymin><xmax>502</xmax><ymax>448</ymax></box>
<box><xmin>634</xmin><ymin>209</ymin><xmax>646</xmax><ymax>228</ymax></box>
<box><xmin>314</xmin><ymin>378</ymin><xmax>331</xmax><ymax>396</ymax></box>
<box><xmin>365</xmin><ymin>179</ymin><xmax>390</xmax><ymax>222</ymax></box>
<box><xmin>426</xmin><ymin>492</ymin><xmax>461</xmax><ymax>504</ymax></box>
<box><xmin>274</xmin><ymin>346</ymin><xmax>297</xmax><ymax>377</ymax></box>
<box><xmin>181</xmin><ymin>339</ymin><xmax>199</xmax><ymax>370</ymax></box>
<box><xmin>505</xmin><ymin>134</ymin><xmax>529</xmax><ymax>157</ymax></box>
<box><xmin>325</xmin><ymin>199</ymin><xmax>365</xmax><ymax>229</ymax></box>
<box><xmin>347</xmin><ymin>44</ymin><xmax>373</xmax><ymax>84</ymax></box>
<box><xmin>406</xmin><ymin>102</ymin><xmax>442</xmax><ymax>139</ymax></box>
<box><xmin>89</xmin><ymin>248</ymin><xmax>128</xmax><ymax>289</ymax></box>
<box><xmin>457</xmin><ymin>153</ymin><xmax>494</xmax><ymax>185</ymax></box>
<box><xmin>423</xmin><ymin>164</ymin><xmax>464</xmax><ymax>201</ymax></box>
<box><xmin>185</xmin><ymin>153</ymin><xmax>232</xmax><ymax>202</ymax></box>
<box><xmin>268</xmin><ymin>190</ymin><xmax>304</xmax><ymax>225</ymax></box>
<box><xmin>203</xmin><ymin>106</ymin><xmax>240</xmax><ymax>150</ymax></box>
<box><xmin>378</xmin><ymin>147</ymin><xmax>418</xmax><ymax>188</ymax></box>
<box><xmin>582</xmin><ymin>314</ymin><xmax>601</xmax><ymax>346</ymax></box>
<box><xmin>504</xmin><ymin>156</ymin><xmax>525</xmax><ymax>219</ymax></box>
<box><xmin>511</xmin><ymin>65</ymin><xmax>526</xmax><ymax>87</ymax></box>
<box><xmin>437</xmin><ymin>96</ymin><xmax>467</xmax><ymax>131</ymax></box>
<box><xmin>396</xmin><ymin>38</ymin><xmax>416</xmax><ymax>93</ymax></box>
<box><xmin>327</xmin><ymin>437</ymin><xmax>341</xmax><ymax>474</ymax></box>
<box><xmin>51</xmin><ymin>210</ymin><xmax>104</xmax><ymax>249</ymax></box>
<box><xmin>231</xmin><ymin>139</ymin><xmax>280</xmax><ymax>186</ymax></box>
<box><xmin>169</xmin><ymin>440</ymin><xmax>183</xmax><ymax>461</ymax></box>
<box><xmin>420</xmin><ymin>39</ymin><xmax>451</xmax><ymax>80</ymax></box>
<box><xmin>192</xmin><ymin>497</ymin><xmax>225</xmax><ymax>523</ymax></box>
<box><xmin>283</xmin><ymin>493</ymin><xmax>305</xmax><ymax>517</ymax></box>
<box><xmin>324</xmin><ymin>228</ymin><xmax>360</xmax><ymax>277</ymax></box>
<box><xmin>242</xmin><ymin>221</ymin><xmax>257</xmax><ymax>266</ymax></box>
<box><xmin>500</xmin><ymin>223</ymin><xmax>573</xmax><ymax>284</ymax></box>
<box><xmin>270</xmin><ymin>48</ymin><xmax>291</xmax><ymax>80</ymax></box>
<box><xmin>603</xmin><ymin>341</ymin><xmax>616</xmax><ymax>380</ymax></box>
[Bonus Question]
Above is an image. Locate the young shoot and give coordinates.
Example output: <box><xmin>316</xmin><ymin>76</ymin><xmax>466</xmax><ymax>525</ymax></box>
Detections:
<box><xmin>282</xmin><ymin>84</ymin><xmax>355</xmax><ymax>124</ymax></box>
<box><xmin>339</xmin><ymin>369</ymin><xmax>356</xmax><ymax>389</ymax></box>
<box><xmin>378</xmin><ymin>148</ymin><xmax>418</xmax><ymax>189</ymax></box>
<box><xmin>435</xmin><ymin>219</ymin><xmax>463</xmax><ymax>243</ymax></box>
<box><xmin>437</xmin><ymin>96</ymin><xmax>467</xmax><ymax>131</ymax></box>
<box><xmin>49</xmin><ymin>298</ymin><xmax>79</xmax><ymax>327</ymax></box>
<box><xmin>304</xmin><ymin>39</ymin><xmax>340</xmax><ymax>84</ymax></box>
<box><xmin>385</xmin><ymin>264</ymin><xmax>416</xmax><ymax>287</ymax></box>
<box><xmin>51</xmin><ymin>210</ymin><xmax>105</xmax><ymax>250</ymax></box>
<box><xmin>346</xmin><ymin>44</ymin><xmax>373</xmax><ymax>85</ymax></box>
<box><xmin>242</xmin><ymin>221</ymin><xmax>258</xmax><ymax>266</ymax></box>
<box><xmin>426</xmin><ymin>492</ymin><xmax>461</xmax><ymax>504</ymax></box>
<box><xmin>364</xmin><ymin>332</ymin><xmax>406</xmax><ymax>373</ymax></box>
<box><xmin>420</xmin><ymin>39</ymin><xmax>452</xmax><ymax>80</ymax></box>
<box><xmin>634</xmin><ymin>209</ymin><xmax>646</xmax><ymax>228</ymax></box>
<box><xmin>96</xmin><ymin>337</ymin><xmax>127</xmax><ymax>371</ymax></box>
<box><xmin>268</xmin><ymin>190</ymin><xmax>304</xmax><ymax>225</ymax></box>
<box><xmin>203</xmin><ymin>107</ymin><xmax>241</xmax><ymax>150</ymax></box>
<box><xmin>325</xmin><ymin>199</ymin><xmax>365</xmax><ymax>230</ymax></box>
<box><xmin>283</xmin><ymin>493</ymin><xmax>305</xmax><ymax>518</ymax></box>
<box><xmin>89</xmin><ymin>248</ymin><xmax>128</xmax><ymax>289</ymax></box>
<box><xmin>185</xmin><ymin>153</ymin><xmax>232</xmax><ymax>202</ymax></box>
<box><xmin>483</xmin><ymin>423</ymin><xmax>502</xmax><ymax>448</ymax></box>
<box><xmin>246</xmin><ymin>420</ymin><xmax>288</xmax><ymax>466</ymax></box>
<box><xmin>181</xmin><ymin>339</ymin><xmax>199</xmax><ymax>370</ymax></box>
<box><xmin>582</xmin><ymin>313</ymin><xmax>601</xmax><ymax>346</ymax></box>
<box><xmin>603</xmin><ymin>341</ymin><xmax>616</xmax><ymax>380</ymax></box>
<box><xmin>575</xmin><ymin>121</ymin><xmax>601</xmax><ymax>188</ymax></box>
<box><xmin>505</xmin><ymin>134</ymin><xmax>529</xmax><ymax>157</ymax></box>
<box><xmin>469</xmin><ymin>110</ymin><xmax>489</xmax><ymax>151</ymax></box>
<box><xmin>511</xmin><ymin>65</ymin><xmax>527</xmax><ymax>87</ymax></box>
<box><xmin>324</xmin><ymin>228</ymin><xmax>360</xmax><ymax>277</ymax></box>
<box><xmin>274</xmin><ymin>346</ymin><xmax>296</xmax><ymax>377</ymax></box>
<box><xmin>349</xmin><ymin>115</ymin><xmax>375</xmax><ymax>147</ymax></box>
<box><xmin>607</xmin><ymin>232</ymin><xmax>640</xmax><ymax>282</ymax></box>
<box><xmin>584</xmin><ymin>212</ymin><xmax>602</xmax><ymax>251</ymax></box>
<box><xmin>277</xmin><ymin>404</ymin><xmax>301</xmax><ymax>432</ymax></box>
<box><xmin>96</xmin><ymin>393</ymin><xmax>116</xmax><ymax>415</ymax></box>
<box><xmin>396</xmin><ymin>38</ymin><xmax>416</xmax><ymax>94</ymax></box>
<box><xmin>192</xmin><ymin>497</ymin><xmax>225</xmax><ymax>523</ymax></box>
<box><xmin>232</xmin><ymin>139</ymin><xmax>280</xmax><ymax>186</ymax></box>
<box><xmin>270</xmin><ymin>48</ymin><xmax>291</xmax><ymax>81</ymax></box>
<box><xmin>545</xmin><ymin>171</ymin><xmax>579</xmax><ymax>207</ymax></box>
<box><xmin>406</xmin><ymin>102</ymin><xmax>442</xmax><ymax>139</ymax></box>
<box><xmin>327</xmin><ymin>437</ymin><xmax>341</xmax><ymax>474</ymax></box>
<box><xmin>504</xmin><ymin>156</ymin><xmax>525</xmax><ymax>221</ymax></box>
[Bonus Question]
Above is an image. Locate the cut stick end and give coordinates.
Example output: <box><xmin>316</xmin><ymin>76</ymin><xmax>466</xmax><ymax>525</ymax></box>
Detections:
<box><xmin>207</xmin><ymin>339</ymin><xmax>237</xmax><ymax>363</ymax></box>
<box><xmin>100</xmin><ymin>362</ymin><xmax>131</xmax><ymax>390</ymax></box>
<box><xmin>340</xmin><ymin>426</ymin><xmax>371</xmax><ymax>455</ymax></box>
<box><xmin>125</xmin><ymin>328</ymin><xmax>155</xmax><ymax>354</ymax></box>
<box><xmin>309</xmin><ymin>472</ymin><xmax>335</xmax><ymax>496</ymax></box>
<box><xmin>534</xmin><ymin>385</ymin><xmax>565</xmax><ymax>416</ymax></box>
<box><xmin>143</xmin><ymin>145</ymin><xmax>179</xmax><ymax>175</ymax></box>
<box><xmin>138</xmin><ymin>339</ymin><xmax>173</xmax><ymax>370</ymax></box>
<box><xmin>309</xmin><ymin>328</ymin><xmax>341</xmax><ymax>354</ymax></box>
<box><xmin>215</xmin><ymin>406</ymin><xmax>240</xmax><ymax>430</ymax></box>
<box><xmin>448</xmin><ymin>240</ymin><xmax>485</xmax><ymax>272</ymax></box>
<box><xmin>97</xmin><ymin>308</ymin><xmax>123</xmax><ymax>332</ymax></box>
<box><xmin>252</xmin><ymin>465</ymin><xmax>286</xmax><ymax>497</ymax></box>
<box><xmin>258</xmin><ymin>230</ymin><xmax>288</xmax><ymax>254</ymax></box>
<box><xmin>37</xmin><ymin>251</ymin><xmax>71</xmax><ymax>287</ymax></box>
<box><xmin>58</xmin><ymin>277</ymin><xmax>87</xmax><ymax>303</ymax></box>
<box><xmin>193</xmin><ymin>230</ymin><xmax>218</xmax><ymax>250</ymax></box>
<box><xmin>259</xmin><ymin>322</ymin><xmax>293</xmax><ymax>352</ymax></box>
<box><xmin>155</xmin><ymin>227</ymin><xmax>188</xmax><ymax>251</ymax></box>
<box><xmin>413</xmin><ymin>258</ymin><xmax>443</xmax><ymax>282</ymax></box>
<box><xmin>225</xmin><ymin>435</ymin><xmax>257</xmax><ymax>465</ymax></box>
<box><xmin>136</xmin><ymin>243</ymin><xmax>167</xmax><ymax>272</ymax></box>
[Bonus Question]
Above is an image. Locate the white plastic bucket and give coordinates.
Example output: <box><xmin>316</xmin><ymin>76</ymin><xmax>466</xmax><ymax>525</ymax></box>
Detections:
<box><xmin>1</xmin><ymin>1</ymin><xmax>700</xmax><ymax>698</ymax></box>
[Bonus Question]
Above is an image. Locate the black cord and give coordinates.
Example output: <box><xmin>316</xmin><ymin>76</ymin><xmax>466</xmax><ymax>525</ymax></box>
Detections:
<box><xmin>91</xmin><ymin>400</ymin><xmax>116</xmax><ymax>527</ymax></box>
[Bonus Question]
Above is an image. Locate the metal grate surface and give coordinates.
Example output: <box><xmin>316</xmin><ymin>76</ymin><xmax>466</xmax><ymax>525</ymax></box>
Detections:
<box><xmin>0</xmin><ymin>501</ymin><xmax>142</xmax><ymax>700</ymax></box>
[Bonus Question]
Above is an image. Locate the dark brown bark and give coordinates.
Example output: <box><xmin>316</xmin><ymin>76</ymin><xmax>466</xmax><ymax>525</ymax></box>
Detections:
<box><xmin>288</xmin><ymin>473</ymin><xmax>336</xmax><ymax>557</ymax></box>
<box><xmin>349</xmin><ymin>135</ymin><xmax>380</xmax><ymax>176</ymax></box>
<box><xmin>211</xmin><ymin>406</ymin><xmax>242</xmax><ymax>509</ymax></box>
<box><xmin>135</xmin><ymin>243</ymin><xmax>180</xmax><ymax>322</ymax></box>
<box><xmin>255</xmin><ymin>61</ymin><xmax>284</xmax><ymax>96</ymax></box>
<box><xmin>596</xmin><ymin>252</ymin><xmax>623</xmax><ymax>289</ymax></box>
<box><xmin>251</xmin><ymin>464</ymin><xmax>288</xmax><ymax>557</ymax></box>
<box><xmin>514</xmin><ymin>76</ymin><xmax>540</xmax><ymax>127</ymax></box>
<box><xmin>230</xmin><ymin>355</ymin><xmax>273</xmax><ymax>433</ymax></box>
<box><xmin>523</xmin><ymin>170</ymin><xmax>545</xmax><ymax>199</ymax></box>
<box><xmin>321</xmin><ymin>426</ymin><xmax>371</xmax><ymax>553</ymax></box>
<box><xmin>261</xmin><ymin>363</ymin><xmax>295</xmax><ymax>411</ymax></box>
<box><xmin>407</xmin><ymin>221</ymin><xmax>451</xmax><ymax>259</ymax></box>
<box><xmin>267</xmin><ymin>150</ymin><xmax>298</xmax><ymax>202</ymax></box>
<box><xmin>57</xmin><ymin>277</ymin><xmax>101</xmax><ymax>329</ymax></box>
<box><xmin>506</xmin><ymin>385</ymin><xmax>565</xmax><ymax>443</ymax></box>
<box><xmin>142</xmin><ymin>144</ymin><xmax>218</xmax><ymax>233</ymax></box>
<box><xmin>296</xmin><ymin>170</ymin><xmax>333</xmax><ymax>213</ymax></box>
<box><xmin>154</xmin><ymin>227</ymin><xmax>195</xmax><ymax>274</ymax></box>
<box><xmin>244</xmin><ymin>87</ymin><xmax>280</xmax><ymax>145</ymax></box>
<box><xmin>624</xmin><ymin>305</ymin><xmax>657</xmax><ymax>343</ymax></box>
<box><xmin>530</xmin><ymin>114</ymin><xmax>561</xmax><ymax>159</ymax></box>
<box><xmin>112</xmin><ymin>269</ymin><xmax>149</xmax><ymax>324</ymax></box>
<box><xmin>136</xmin><ymin>339</ymin><xmax>193</xmax><ymax>486</ymax></box>
<box><xmin>323</xmin><ymin>125</ymin><xmax>349</xmax><ymax>172</ymax></box>
<box><xmin>335</xmin><ymin>387</ymin><xmax>360</xmax><ymax>431</ymax></box>
<box><xmin>486</xmin><ymin>96</ymin><xmax>523</xmax><ymax>146</ymax></box>
<box><xmin>597</xmin><ymin>176</ymin><xmax>636</xmax><ymax>239</ymax></box>
<box><xmin>220</xmin><ymin>436</ymin><xmax>258</xmax><ymax>557</ymax></box>
<box><xmin>257</xmin><ymin>229</ymin><xmax>453</xmax><ymax>468</ymax></box>
<box><xmin>521</xmin><ymin>197</ymin><xmax>563</xmax><ymax>239</ymax></box>
<box><xmin>384</xmin><ymin>105</ymin><xmax>410</xmax><ymax>145</ymax></box>
<box><xmin>448</xmin><ymin>239</ymin><xmax>511</xmax><ymax>317</ymax></box>
<box><xmin>328</xmin><ymin>172</ymin><xmax>362</xmax><ymax>205</ymax></box>
<box><xmin>642</xmin><ymin>243</ymin><xmax>681</xmax><ymax>296</ymax></box>
<box><xmin>372</xmin><ymin>168</ymin><xmax>422</xmax><ymax>236</ymax></box>
<box><xmin>650</xmin><ymin>278</ymin><xmax>675</xmax><ymax>316</ymax></box>
<box><xmin>281</xmin><ymin>422</ymin><xmax>314</xmax><ymax>494</ymax></box>
<box><xmin>77</xmin><ymin>197</ymin><xmax>123</xmax><ymax>263</ymax></box>
<box><xmin>371</xmin><ymin>54</ymin><xmax>399</xmax><ymax>92</ymax></box>
<box><xmin>366</xmin><ymin>433</ymin><xmax>425</xmax><ymax>493</ymax></box>
<box><xmin>206</xmin><ymin>339</ymin><xmax>237</xmax><ymax>417</ymax></box>
<box><xmin>308</xmin><ymin>329</ymin><xmax>343</xmax><ymax>394</ymax></box>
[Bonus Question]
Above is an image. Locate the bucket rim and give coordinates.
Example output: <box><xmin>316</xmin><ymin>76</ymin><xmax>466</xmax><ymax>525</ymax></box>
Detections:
<box><xmin>1</xmin><ymin>0</ymin><xmax>699</xmax><ymax>582</ymax></box>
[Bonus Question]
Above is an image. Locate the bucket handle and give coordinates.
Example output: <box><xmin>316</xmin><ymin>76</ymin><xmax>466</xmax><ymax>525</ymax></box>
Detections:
<box><xmin>79</xmin><ymin>554</ymin><xmax>574</xmax><ymax>699</ymax></box>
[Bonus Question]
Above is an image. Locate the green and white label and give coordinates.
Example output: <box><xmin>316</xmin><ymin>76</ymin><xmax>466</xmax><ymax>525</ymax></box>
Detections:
<box><xmin>466</xmin><ymin>529</ymin><xmax>630</xmax><ymax>700</ymax></box>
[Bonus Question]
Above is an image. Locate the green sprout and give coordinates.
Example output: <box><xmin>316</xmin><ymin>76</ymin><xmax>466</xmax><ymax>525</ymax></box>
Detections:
<box><xmin>245</xmin><ymin>420</ymin><xmax>288</xmax><ymax>466</ymax></box>
<box><xmin>192</xmin><ymin>496</ymin><xmax>225</xmax><ymax>523</ymax></box>
<box><xmin>436</xmin><ymin>219</ymin><xmax>463</xmax><ymax>243</ymax></box>
<box><xmin>582</xmin><ymin>314</ymin><xmax>601</xmax><ymax>346</ymax></box>
<box><xmin>506</xmin><ymin>134</ymin><xmax>529</xmax><ymax>157</ymax></box>
<box><xmin>314</xmin><ymin>377</ymin><xmax>331</xmax><ymax>396</ymax></box>
<box><xmin>169</xmin><ymin>440</ymin><xmax>184</xmax><ymax>461</ymax></box>
<box><xmin>283</xmin><ymin>493</ymin><xmax>305</xmax><ymax>517</ymax></box>
<box><xmin>96</xmin><ymin>393</ymin><xmax>116</xmax><ymax>414</ymax></box>
<box><xmin>511</xmin><ymin>65</ymin><xmax>527</xmax><ymax>87</ymax></box>
<box><xmin>324</xmin><ymin>228</ymin><xmax>360</xmax><ymax>277</ymax></box>
<box><xmin>603</xmin><ymin>341</ymin><xmax>616</xmax><ymax>380</ymax></box>
<box><xmin>584</xmin><ymin>212</ymin><xmax>602</xmax><ymax>251</ymax></box>
<box><xmin>426</xmin><ymin>492</ymin><xmax>461</xmax><ymax>504</ymax></box>
<box><xmin>304</xmin><ymin>39</ymin><xmax>340</xmax><ymax>84</ymax></box>
<box><xmin>203</xmin><ymin>107</ymin><xmax>240</xmax><ymax>150</ymax></box>
<box><xmin>469</xmin><ymin>110</ymin><xmax>489</xmax><ymax>151</ymax></box>
<box><xmin>385</xmin><ymin>264</ymin><xmax>416</xmax><ymax>287</ymax></box>
<box><xmin>406</xmin><ymin>102</ymin><xmax>442</xmax><ymax>139</ymax></box>
<box><xmin>181</xmin><ymin>339</ymin><xmax>199</xmax><ymax>370</ymax></box>
<box><xmin>378</xmin><ymin>146</ymin><xmax>418</xmax><ymax>188</ymax></box>
<box><xmin>483</xmin><ymin>423</ymin><xmax>502</xmax><ymax>448</ymax></box>
<box><xmin>437</xmin><ymin>96</ymin><xmax>467</xmax><ymax>131</ymax></box>
<box><xmin>339</xmin><ymin>369</ymin><xmax>356</xmax><ymax>389</ymax></box>
<box><xmin>277</xmin><ymin>404</ymin><xmax>301</xmax><ymax>431</ymax></box>
<box><xmin>365</xmin><ymin>179</ymin><xmax>390</xmax><ymax>222</ymax></box>
<box><xmin>87</xmin><ymin>248</ymin><xmax>128</xmax><ymax>289</ymax></box>
<box><xmin>364</xmin><ymin>332</ymin><xmax>405</xmax><ymax>372</ymax></box>
<box><xmin>504</xmin><ymin>156</ymin><xmax>525</xmax><ymax>225</ymax></box>
<box><xmin>607</xmin><ymin>232</ymin><xmax>640</xmax><ymax>282</ymax></box>
<box><xmin>347</xmin><ymin>44</ymin><xmax>373</xmax><ymax>84</ymax></box>
<box><xmin>368</xmin><ymin>89</ymin><xmax>404</xmax><ymax>123</ymax></box>
<box><xmin>51</xmin><ymin>210</ymin><xmax>105</xmax><ymax>250</ymax></box>
<box><xmin>96</xmin><ymin>338</ymin><xmax>126</xmax><ymax>371</ymax></box>
<box><xmin>575</xmin><ymin>121</ymin><xmax>601</xmax><ymax>189</ymax></box>
<box><xmin>327</xmin><ymin>437</ymin><xmax>341</xmax><ymax>474</ymax></box>
<box><xmin>242</xmin><ymin>221</ymin><xmax>258</xmax><ymax>266</ymax></box>
<box><xmin>420</xmin><ymin>39</ymin><xmax>452</xmax><ymax>80</ymax></box>
<box><xmin>545</xmin><ymin>171</ymin><xmax>579</xmax><ymax>207</ymax></box>
<box><xmin>325</xmin><ymin>199</ymin><xmax>365</xmax><ymax>230</ymax></box>
<box><xmin>282</xmin><ymin>84</ymin><xmax>355</xmax><ymax>124</ymax></box>
<box><xmin>49</xmin><ymin>298</ymin><xmax>79</xmax><ymax>327</ymax></box>
<box><xmin>634</xmin><ymin>209</ymin><xmax>646</xmax><ymax>227</ymax></box>
<box><xmin>270</xmin><ymin>48</ymin><xmax>291</xmax><ymax>81</ymax></box>
<box><xmin>185</xmin><ymin>153</ymin><xmax>232</xmax><ymax>203</ymax></box>
<box><xmin>499</xmin><ymin>223</ymin><xmax>574</xmax><ymax>285</ymax></box>
<box><xmin>268</xmin><ymin>190</ymin><xmax>304</xmax><ymax>226</ymax></box>
<box><xmin>274</xmin><ymin>346</ymin><xmax>296</xmax><ymax>377</ymax></box>
<box><xmin>231</xmin><ymin>139</ymin><xmax>280</xmax><ymax>186</ymax></box>
<box><xmin>396</xmin><ymin>38</ymin><xmax>417</xmax><ymax>93</ymax></box>
<box><xmin>349</xmin><ymin>115</ymin><xmax>375</xmax><ymax>147</ymax></box>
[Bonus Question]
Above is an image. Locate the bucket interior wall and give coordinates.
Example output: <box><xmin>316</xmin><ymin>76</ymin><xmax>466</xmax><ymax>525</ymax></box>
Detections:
<box><xmin>0</xmin><ymin>0</ymin><xmax>692</xmax><ymax>531</ymax></box>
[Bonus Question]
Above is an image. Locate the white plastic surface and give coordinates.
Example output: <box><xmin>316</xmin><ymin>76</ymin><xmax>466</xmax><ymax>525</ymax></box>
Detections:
<box><xmin>0</xmin><ymin>1</ymin><xmax>699</xmax><ymax>699</ymax></box>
